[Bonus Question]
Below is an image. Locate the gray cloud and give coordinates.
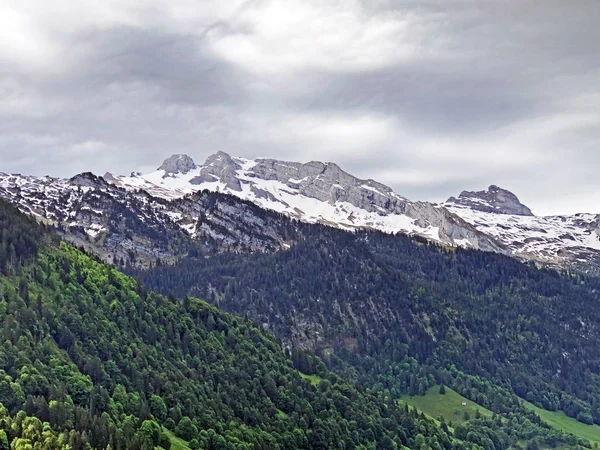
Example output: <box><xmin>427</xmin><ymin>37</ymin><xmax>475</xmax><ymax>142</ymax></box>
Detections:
<box><xmin>0</xmin><ymin>0</ymin><xmax>599</xmax><ymax>215</ymax></box>
<box><xmin>293</xmin><ymin>65</ymin><xmax>541</xmax><ymax>135</ymax></box>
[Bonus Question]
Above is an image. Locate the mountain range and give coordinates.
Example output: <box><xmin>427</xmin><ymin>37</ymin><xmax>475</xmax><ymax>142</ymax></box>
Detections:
<box><xmin>1</xmin><ymin>152</ymin><xmax>599</xmax><ymax>273</ymax></box>
<box><xmin>3</xmin><ymin>154</ymin><xmax>600</xmax><ymax>449</ymax></box>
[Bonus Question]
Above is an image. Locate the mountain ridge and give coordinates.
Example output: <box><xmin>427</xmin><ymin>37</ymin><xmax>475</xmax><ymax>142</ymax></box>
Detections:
<box><xmin>3</xmin><ymin>162</ymin><xmax>600</xmax><ymax>448</ymax></box>
<box><xmin>109</xmin><ymin>151</ymin><xmax>600</xmax><ymax>272</ymax></box>
<box><xmin>0</xmin><ymin>198</ymin><xmax>463</xmax><ymax>450</ymax></box>
<box><xmin>2</xmin><ymin>181</ymin><xmax>594</xmax><ymax>449</ymax></box>
<box><xmin>446</xmin><ymin>184</ymin><xmax>534</xmax><ymax>216</ymax></box>
<box><xmin>108</xmin><ymin>152</ymin><xmax>504</xmax><ymax>250</ymax></box>
<box><xmin>2</xmin><ymin>151</ymin><xmax>600</xmax><ymax>273</ymax></box>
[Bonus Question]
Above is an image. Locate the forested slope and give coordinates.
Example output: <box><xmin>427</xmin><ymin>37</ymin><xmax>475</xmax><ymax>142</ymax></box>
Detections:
<box><xmin>0</xmin><ymin>200</ymin><xmax>463</xmax><ymax>449</ymax></box>
<box><xmin>2</xmin><ymin>198</ymin><xmax>598</xmax><ymax>448</ymax></box>
<box><xmin>133</xmin><ymin>226</ymin><xmax>600</xmax><ymax>437</ymax></box>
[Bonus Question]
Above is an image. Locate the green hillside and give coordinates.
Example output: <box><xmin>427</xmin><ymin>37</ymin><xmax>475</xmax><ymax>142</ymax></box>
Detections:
<box><xmin>134</xmin><ymin>223</ymin><xmax>600</xmax><ymax>433</ymax></box>
<box><xmin>523</xmin><ymin>400</ymin><xmax>600</xmax><ymax>447</ymax></box>
<box><xmin>1</xmin><ymin>197</ymin><xmax>597</xmax><ymax>448</ymax></box>
<box><xmin>0</xmin><ymin>200</ymin><xmax>455</xmax><ymax>449</ymax></box>
<box><xmin>161</xmin><ymin>429</ymin><xmax>191</xmax><ymax>450</ymax></box>
<box><xmin>298</xmin><ymin>372</ymin><xmax>323</xmax><ymax>386</ymax></box>
<box><xmin>401</xmin><ymin>385</ymin><xmax>493</xmax><ymax>426</ymax></box>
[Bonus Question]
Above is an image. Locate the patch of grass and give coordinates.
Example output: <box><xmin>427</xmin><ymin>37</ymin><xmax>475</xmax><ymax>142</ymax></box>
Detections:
<box><xmin>522</xmin><ymin>399</ymin><xmax>600</xmax><ymax>447</ymax></box>
<box><xmin>299</xmin><ymin>372</ymin><xmax>323</xmax><ymax>386</ymax></box>
<box><xmin>400</xmin><ymin>385</ymin><xmax>493</xmax><ymax>425</ymax></box>
<box><xmin>161</xmin><ymin>429</ymin><xmax>190</xmax><ymax>450</ymax></box>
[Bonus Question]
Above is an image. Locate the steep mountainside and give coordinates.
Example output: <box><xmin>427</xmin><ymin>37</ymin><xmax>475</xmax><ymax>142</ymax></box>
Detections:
<box><xmin>2</xmin><ymin>152</ymin><xmax>600</xmax><ymax>272</ymax></box>
<box><xmin>110</xmin><ymin>152</ymin><xmax>600</xmax><ymax>272</ymax></box>
<box><xmin>1</xmin><ymin>199</ymin><xmax>593</xmax><ymax>449</ymax></box>
<box><xmin>0</xmin><ymin>171</ymin><xmax>306</xmax><ymax>266</ymax></box>
<box><xmin>134</xmin><ymin>226</ymin><xmax>600</xmax><ymax>436</ymax></box>
<box><xmin>447</xmin><ymin>185</ymin><xmax>534</xmax><ymax>216</ymax></box>
<box><xmin>445</xmin><ymin>186</ymin><xmax>600</xmax><ymax>273</ymax></box>
<box><xmin>0</xmin><ymin>200</ymin><xmax>459</xmax><ymax>450</ymax></box>
<box><xmin>108</xmin><ymin>152</ymin><xmax>502</xmax><ymax>252</ymax></box>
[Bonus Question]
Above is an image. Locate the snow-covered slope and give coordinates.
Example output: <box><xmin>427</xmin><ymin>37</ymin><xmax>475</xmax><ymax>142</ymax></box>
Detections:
<box><xmin>0</xmin><ymin>171</ymin><xmax>308</xmax><ymax>266</ymax></box>
<box><xmin>107</xmin><ymin>152</ymin><xmax>600</xmax><ymax>272</ymax></box>
<box><xmin>108</xmin><ymin>152</ymin><xmax>501</xmax><ymax>251</ymax></box>
<box><xmin>445</xmin><ymin>186</ymin><xmax>600</xmax><ymax>272</ymax></box>
<box><xmin>2</xmin><ymin>152</ymin><xmax>600</xmax><ymax>273</ymax></box>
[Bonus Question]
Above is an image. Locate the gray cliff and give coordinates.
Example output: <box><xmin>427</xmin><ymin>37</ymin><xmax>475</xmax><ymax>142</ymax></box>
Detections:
<box><xmin>446</xmin><ymin>185</ymin><xmax>534</xmax><ymax>216</ymax></box>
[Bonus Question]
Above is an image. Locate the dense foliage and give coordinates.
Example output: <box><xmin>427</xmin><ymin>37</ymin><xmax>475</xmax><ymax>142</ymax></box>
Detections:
<box><xmin>0</xmin><ymin>202</ymin><xmax>467</xmax><ymax>449</ymax></box>
<box><xmin>0</xmin><ymin>200</ymin><xmax>49</xmax><ymax>274</ymax></box>
<box><xmin>133</xmin><ymin>226</ymin><xmax>600</xmax><ymax>447</ymax></box>
<box><xmin>0</xmin><ymin>403</ymin><xmax>94</xmax><ymax>450</ymax></box>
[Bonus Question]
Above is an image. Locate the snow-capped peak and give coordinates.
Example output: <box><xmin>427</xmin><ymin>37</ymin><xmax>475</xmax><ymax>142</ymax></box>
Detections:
<box><xmin>444</xmin><ymin>187</ymin><xmax>600</xmax><ymax>272</ymax></box>
<box><xmin>157</xmin><ymin>153</ymin><xmax>198</xmax><ymax>176</ymax></box>
<box><xmin>3</xmin><ymin>151</ymin><xmax>600</xmax><ymax>274</ymax></box>
<box><xmin>108</xmin><ymin>153</ymin><xmax>600</xmax><ymax>273</ymax></box>
<box><xmin>106</xmin><ymin>152</ymin><xmax>499</xmax><ymax>249</ymax></box>
<box><xmin>446</xmin><ymin>185</ymin><xmax>534</xmax><ymax>216</ymax></box>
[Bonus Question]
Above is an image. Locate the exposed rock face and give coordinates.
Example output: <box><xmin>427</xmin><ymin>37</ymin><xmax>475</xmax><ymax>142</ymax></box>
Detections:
<box><xmin>405</xmin><ymin>201</ymin><xmax>505</xmax><ymax>253</ymax></box>
<box><xmin>101</xmin><ymin>152</ymin><xmax>522</xmax><ymax>253</ymax></box>
<box><xmin>158</xmin><ymin>154</ymin><xmax>197</xmax><ymax>176</ymax></box>
<box><xmin>5</xmin><ymin>151</ymin><xmax>600</xmax><ymax>275</ymax></box>
<box><xmin>249</xmin><ymin>157</ymin><xmax>409</xmax><ymax>213</ymax></box>
<box><xmin>0</xmin><ymin>171</ymin><xmax>299</xmax><ymax>267</ymax></box>
<box><xmin>153</xmin><ymin>152</ymin><xmax>504</xmax><ymax>251</ymax></box>
<box><xmin>70</xmin><ymin>172</ymin><xmax>109</xmax><ymax>188</ymax></box>
<box><xmin>102</xmin><ymin>172</ymin><xmax>117</xmax><ymax>182</ymax></box>
<box><xmin>446</xmin><ymin>185</ymin><xmax>534</xmax><ymax>216</ymax></box>
<box><xmin>445</xmin><ymin>191</ymin><xmax>600</xmax><ymax>275</ymax></box>
<box><xmin>190</xmin><ymin>151</ymin><xmax>242</xmax><ymax>191</ymax></box>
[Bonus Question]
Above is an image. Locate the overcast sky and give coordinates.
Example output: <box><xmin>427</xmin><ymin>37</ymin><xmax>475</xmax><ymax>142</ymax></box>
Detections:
<box><xmin>1</xmin><ymin>0</ymin><xmax>599</xmax><ymax>215</ymax></box>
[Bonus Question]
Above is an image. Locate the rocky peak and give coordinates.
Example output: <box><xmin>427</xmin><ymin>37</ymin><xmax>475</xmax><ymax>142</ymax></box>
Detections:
<box><xmin>102</xmin><ymin>172</ymin><xmax>117</xmax><ymax>182</ymax></box>
<box><xmin>69</xmin><ymin>172</ymin><xmax>107</xmax><ymax>188</ymax></box>
<box><xmin>247</xmin><ymin>157</ymin><xmax>408</xmax><ymax>213</ymax></box>
<box><xmin>447</xmin><ymin>185</ymin><xmax>534</xmax><ymax>216</ymax></box>
<box><xmin>201</xmin><ymin>151</ymin><xmax>240</xmax><ymax>171</ymax></box>
<box><xmin>190</xmin><ymin>151</ymin><xmax>242</xmax><ymax>191</ymax></box>
<box><xmin>158</xmin><ymin>154</ymin><xmax>197</xmax><ymax>176</ymax></box>
<box><xmin>203</xmin><ymin>150</ymin><xmax>234</xmax><ymax>165</ymax></box>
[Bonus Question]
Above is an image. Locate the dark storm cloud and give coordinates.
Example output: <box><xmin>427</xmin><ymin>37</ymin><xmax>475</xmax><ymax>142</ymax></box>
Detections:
<box><xmin>1</xmin><ymin>0</ymin><xmax>599</xmax><ymax>214</ymax></box>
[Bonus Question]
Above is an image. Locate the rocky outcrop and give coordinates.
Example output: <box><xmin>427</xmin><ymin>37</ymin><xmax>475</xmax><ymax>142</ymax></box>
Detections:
<box><xmin>158</xmin><ymin>154</ymin><xmax>197</xmax><ymax>176</ymax></box>
<box><xmin>9</xmin><ymin>151</ymin><xmax>599</xmax><ymax>275</ymax></box>
<box><xmin>446</xmin><ymin>185</ymin><xmax>534</xmax><ymax>216</ymax></box>
<box><xmin>190</xmin><ymin>151</ymin><xmax>242</xmax><ymax>191</ymax></box>
<box><xmin>102</xmin><ymin>172</ymin><xmax>118</xmax><ymax>182</ymax></box>
<box><xmin>70</xmin><ymin>172</ymin><xmax>109</xmax><ymax>188</ymax></box>
<box><xmin>186</xmin><ymin>152</ymin><xmax>503</xmax><ymax>249</ymax></box>
<box><xmin>106</xmin><ymin>152</ymin><xmax>520</xmax><ymax>252</ymax></box>
<box><xmin>0</xmin><ymin>171</ymin><xmax>299</xmax><ymax>267</ymax></box>
<box><xmin>245</xmin><ymin>157</ymin><xmax>409</xmax><ymax>213</ymax></box>
<box><xmin>192</xmin><ymin>152</ymin><xmax>411</xmax><ymax>214</ymax></box>
<box><xmin>405</xmin><ymin>201</ymin><xmax>505</xmax><ymax>253</ymax></box>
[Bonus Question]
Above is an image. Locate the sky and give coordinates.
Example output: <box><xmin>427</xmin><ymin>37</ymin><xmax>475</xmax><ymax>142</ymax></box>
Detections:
<box><xmin>1</xmin><ymin>0</ymin><xmax>599</xmax><ymax>216</ymax></box>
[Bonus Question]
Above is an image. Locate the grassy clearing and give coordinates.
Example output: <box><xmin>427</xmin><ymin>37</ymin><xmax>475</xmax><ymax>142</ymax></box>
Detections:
<box><xmin>299</xmin><ymin>372</ymin><xmax>323</xmax><ymax>386</ymax></box>
<box><xmin>161</xmin><ymin>429</ymin><xmax>190</xmax><ymax>450</ymax></box>
<box><xmin>400</xmin><ymin>385</ymin><xmax>493</xmax><ymax>425</ymax></box>
<box><xmin>522</xmin><ymin>399</ymin><xmax>600</xmax><ymax>447</ymax></box>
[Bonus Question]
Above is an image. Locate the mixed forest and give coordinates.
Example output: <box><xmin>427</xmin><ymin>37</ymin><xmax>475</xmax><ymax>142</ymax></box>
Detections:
<box><xmin>0</xmin><ymin>200</ymin><xmax>461</xmax><ymax>449</ymax></box>
<box><xmin>133</xmin><ymin>222</ymin><xmax>600</xmax><ymax>449</ymax></box>
<box><xmin>2</xmin><ymin>197</ymin><xmax>600</xmax><ymax>449</ymax></box>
